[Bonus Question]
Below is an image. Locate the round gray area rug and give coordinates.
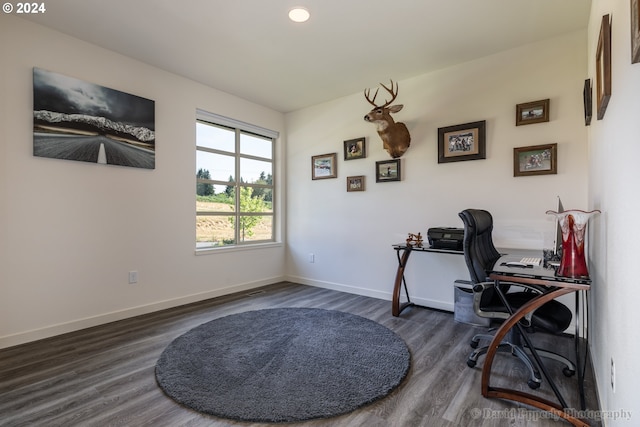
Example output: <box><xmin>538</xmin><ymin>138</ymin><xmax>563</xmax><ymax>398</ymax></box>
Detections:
<box><xmin>155</xmin><ymin>307</ymin><xmax>410</xmax><ymax>423</ymax></box>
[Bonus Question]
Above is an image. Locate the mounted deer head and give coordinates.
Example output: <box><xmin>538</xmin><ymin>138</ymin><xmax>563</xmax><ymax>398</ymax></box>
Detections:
<box><xmin>364</xmin><ymin>80</ymin><xmax>411</xmax><ymax>158</ymax></box>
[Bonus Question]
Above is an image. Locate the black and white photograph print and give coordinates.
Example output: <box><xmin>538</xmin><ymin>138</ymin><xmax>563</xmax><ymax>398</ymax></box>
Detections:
<box><xmin>515</xmin><ymin>99</ymin><xmax>549</xmax><ymax>126</ymax></box>
<box><xmin>447</xmin><ymin>132</ymin><xmax>475</xmax><ymax>153</ymax></box>
<box><xmin>33</xmin><ymin>68</ymin><xmax>156</xmax><ymax>169</ymax></box>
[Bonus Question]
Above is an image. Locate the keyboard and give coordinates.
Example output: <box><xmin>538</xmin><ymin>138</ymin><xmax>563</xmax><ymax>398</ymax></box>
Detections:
<box><xmin>520</xmin><ymin>257</ymin><xmax>542</xmax><ymax>266</ymax></box>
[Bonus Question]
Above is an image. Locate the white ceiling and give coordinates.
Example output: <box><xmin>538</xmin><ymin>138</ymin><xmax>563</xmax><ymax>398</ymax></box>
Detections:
<box><xmin>21</xmin><ymin>0</ymin><xmax>591</xmax><ymax>113</ymax></box>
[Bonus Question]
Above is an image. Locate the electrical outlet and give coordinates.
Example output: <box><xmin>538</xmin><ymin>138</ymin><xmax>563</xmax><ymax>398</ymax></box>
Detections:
<box><xmin>611</xmin><ymin>357</ymin><xmax>615</xmax><ymax>392</ymax></box>
<box><xmin>308</xmin><ymin>253</ymin><xmax>315</xmax><ymax>263</ymax></box>
<box><xmin>129</xmin><ymin>271</ymin><xmax>138</xmax><ymax>284</ymax></box>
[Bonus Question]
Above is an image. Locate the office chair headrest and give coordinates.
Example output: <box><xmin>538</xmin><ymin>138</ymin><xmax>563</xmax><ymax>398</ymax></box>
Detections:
<box><xmin>459</xmin><ymin>209</ymin><xmax>493</xmax><ymax>235</ymax></box>
<box><xmin>459</xmin><ymin>209</ymin><xmax>500</xmax><ymax>285</ymax></box>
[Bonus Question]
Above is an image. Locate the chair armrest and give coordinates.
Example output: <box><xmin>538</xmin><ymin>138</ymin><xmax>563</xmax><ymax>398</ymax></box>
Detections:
<box><xmin>472</xmin><ymin>282</ymin><xmax>509</xmax><ymax>320</ymax></box>
<box><xmin>472</xmin><ymin>281</ymin><xmax>541</xmax><ymax>326</ymax></box>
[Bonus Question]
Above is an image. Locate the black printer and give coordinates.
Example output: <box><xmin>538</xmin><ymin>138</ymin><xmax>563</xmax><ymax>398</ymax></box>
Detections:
<box><xmin>427</xmin><ymin>227</ymin><xmax>464</xmax><ymax>250</ymax></box>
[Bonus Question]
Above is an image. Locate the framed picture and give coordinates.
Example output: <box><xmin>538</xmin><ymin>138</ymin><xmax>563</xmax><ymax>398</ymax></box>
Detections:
<box><xmin>583</xmin><ymin>79</ymin><xmax>592</xmax><ymax>126</ymax></box>
<box><xmin>513</xmin><ymin>143</ymin><xmax>557</xmax><ymax>177</ymax></box>
<box><xmin>344</xmin><ymin>137</ymin><xmax>366</xmax><ymax>160</ymax></box>
<box><xmin>311</xmin><ymin>153</ymin><xmax>337</xmax><ymax>180</ymax></box>
<box><xmin>33</xmin><ymin>68</ymin><xmax>156</xmax><ymax>169</ymax></box>
<box><xmin>437</xmin><ymin>120</ymin><xmax>486</xmax><ymax>163</ymax></box>
<box><xmin>596</xmin><ymin>14</ymin><xmax>612</xmax><ymax>120</ymax></box>
<box><xmin>375</xmin><ymin>159</ymin><xmax>401</xmax><ymax>182</ymax></box>
<box><xmin>515</xmin><ymin>99</ymin><xmax>550</xmax><ymax>126</ymax></box>
<box><xmin>346</xmin><ymin>175</ymin><xmax>365</xmax><ymax>192</ymax></box>
<box><xmin>632</xmin><ymin>0</ymin><xmax>640</xmax><ymax>64</ymax></box>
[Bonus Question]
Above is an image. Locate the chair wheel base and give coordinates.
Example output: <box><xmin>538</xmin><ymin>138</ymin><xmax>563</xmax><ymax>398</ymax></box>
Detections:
<box><xmin>470</xmin><ymin>340</ymin><xmax>479</xmax><ymax>349</ymax></box>
<box><xmin>563</xmin><ymin>367</ymin><xmax>576</xmax><ymax>377</ymax></box>
<box><xmin>527</xmin><ymin>378</ymin><xmax>541</xmax><ymax>389</ymax></box>
<box><xmin>467</xmin><ymin>359</ymin><xmax>477</xmax><ymax>368</ymax></box>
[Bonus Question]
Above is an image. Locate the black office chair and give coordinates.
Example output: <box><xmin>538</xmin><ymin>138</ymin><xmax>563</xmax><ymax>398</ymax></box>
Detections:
<box><xmin>458</xmin><ymin>209</ymin><xmax>575</xmax><ymax>389</ymax></box>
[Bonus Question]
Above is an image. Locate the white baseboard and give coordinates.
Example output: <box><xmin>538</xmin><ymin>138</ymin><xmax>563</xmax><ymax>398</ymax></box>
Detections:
<box><xmin>0</xmin><ymin>276</ymin><xmax>285</xmax><ymax>349</ymax></box>
<box><xmin>285</xmin><ymin>275</ymin><xmax>455</xmax><ymax>313</ymax></box>
<box><xmin>286</xmin><ymin>275</ymin><xmax>391</xmax><ymax>301</ymax></box>
<box><xmin>408</xmin><ymin>297</ymin><xmax>455</xmax><ymax>312</ymax></box>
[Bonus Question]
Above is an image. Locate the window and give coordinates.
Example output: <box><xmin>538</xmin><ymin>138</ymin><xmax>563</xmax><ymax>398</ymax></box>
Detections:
<box><xmin>196</xmin><ymin>109</ymin><xmax>278</xmax><ymax>250</ymax></box>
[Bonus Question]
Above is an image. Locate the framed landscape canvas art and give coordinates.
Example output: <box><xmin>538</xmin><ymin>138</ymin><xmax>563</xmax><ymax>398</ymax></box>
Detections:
<box><xmin>33</xmin><ymin>68</ymin><xmax>156</xmax><ymax>169</ymax></box>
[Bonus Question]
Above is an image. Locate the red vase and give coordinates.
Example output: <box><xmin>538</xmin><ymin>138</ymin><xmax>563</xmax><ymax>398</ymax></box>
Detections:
<box><xmin>546</xmin><ymin>209</ymin><xmax>600</xmax><ymax>279</ymax></box>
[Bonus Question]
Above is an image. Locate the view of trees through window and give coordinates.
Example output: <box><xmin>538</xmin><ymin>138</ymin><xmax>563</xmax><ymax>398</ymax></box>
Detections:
<box><xmin>196</xmin><ymin>116</ymin><xmax>275</xmax><ymax>249</ymax></box>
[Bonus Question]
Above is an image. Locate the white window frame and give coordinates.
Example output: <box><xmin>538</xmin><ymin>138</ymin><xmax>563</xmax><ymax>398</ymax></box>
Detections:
<box><xmin>196</xmin><ymin>109</ymin><xmax>279</xmax><ymax>252</ymax></box>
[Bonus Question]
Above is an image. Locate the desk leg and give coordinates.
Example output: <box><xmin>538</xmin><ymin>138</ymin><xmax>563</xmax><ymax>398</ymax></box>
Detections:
<box><xmin>392</xmin><ymin>247</ymin><xmax>413</xmax><ymax>317</ymax></box>
<box><xmin>481</xmin><ymin>286</ymin><xmax>589</xmax><ymax>427</ymax></box>
<box><xmin>576</xmin><ymin>290</ymin><xmax>588</xmax><ymax>410</ymax></box>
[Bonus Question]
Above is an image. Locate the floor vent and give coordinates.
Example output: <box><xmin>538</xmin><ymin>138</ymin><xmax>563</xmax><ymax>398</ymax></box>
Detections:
<box><xmin>246</xmin><ymin>290</ymin><xmax>266</xmax><ymax>297</ymax></box>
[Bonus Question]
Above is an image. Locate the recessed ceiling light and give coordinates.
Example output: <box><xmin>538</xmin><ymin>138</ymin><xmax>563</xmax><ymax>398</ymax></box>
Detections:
<box><xmin>289</xmin><ymin>7</ymin><xmax>310</xmax><ymax>23</ymax></box>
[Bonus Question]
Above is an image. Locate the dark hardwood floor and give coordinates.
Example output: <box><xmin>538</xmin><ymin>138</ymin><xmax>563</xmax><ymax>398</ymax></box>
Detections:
<box><xmin>0</xmin><ymin>282</ymin><xmax>601</xmax><ymax>426</ymax></box>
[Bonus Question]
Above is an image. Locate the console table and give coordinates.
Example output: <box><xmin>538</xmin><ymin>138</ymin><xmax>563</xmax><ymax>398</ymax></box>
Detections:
<box><xmin>391</xmin><ymin>244</ymin><xmax>463</xmax><ymax>316</ymax></box>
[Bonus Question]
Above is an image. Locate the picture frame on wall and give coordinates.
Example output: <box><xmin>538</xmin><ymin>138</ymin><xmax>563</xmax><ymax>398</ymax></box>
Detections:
<box><xmin>375</xmin><ymin>159</ymin><xmax>401</xmax><ymax>182</ymax></box>
<box><xmin>346</xmin><ymin>175</ymin><xmax>365</xmax><ymax>192</ymax></box>
<box><xmin>437</xmin><ymin>120</ymin><xmax>486</xmax><ymax>164</ymax></box>
<box><xmin>515</xmin><ymin>99</ymin><xmax>550</xmax><ymax>126</ymax></box>
<box><xmin>596</xmin><ymin>14</ymin><xmax>612</xmax><ymax>120</ymax></box>
<box><xmin>632</xmin><ymin>0</ymin><xmax>640</xmax><ymax>64</ymax></box>
<box><xmin>343</xmin><ymin>137</ymin><xmax>366</xmax><ymax>160</ymax></box>
<box><xmin>583</xmin><ymin>79</ymin><xmax>592</xmax><ymax>126</ymax></box>
<box><xmin>32</xmin><ymin>68</ymin><xmax>156</xmax><ymax>169</ymax></box>
<box><xmin>513</xmin><ymin>143</ymin><xmax>557</xmax><ymax>177</ymax></box>
<box><xmin>311</xmin><ymin>153</ymin><xmax>337</xmax><ymax>180</ymax></box>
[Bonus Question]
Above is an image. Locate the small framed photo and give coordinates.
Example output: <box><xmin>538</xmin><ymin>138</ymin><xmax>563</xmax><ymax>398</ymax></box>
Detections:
<box><xmin>346</xmin><ymin>175</ymin><xmax>365</xmax><ymax>192</ymax></box>
<box><xmin>344</xmin><ymin>137</ymin><xmax>366</xmax><ymax>160</ymax></box>
<box><xmin>513</xmin><ymin>143</ymin><xmax>557</xmax><ymax>177</ymax></box>
<box><xmin>596</xmin><ymin>14</ymin><xmax>612</xmax><ymax>120</ymax></box>
<box><xmin>311</xmin><ymin>153</ymin><xmax>337</xmax><ymax>180</ymax></box>
<box><xmin>516</xmin><ymin>99</ymin><xmax>550</xmax><ymax>126</ymax></box>
<box><xmin>583</xmin><ymin>79</ymin><xmax>592</xmax><ymax>126</ymax></box>
<box><xmin>632</xmin><ymin>0</ymin><xmax>640</xmax><ymax>64</ymax></box>
<box><xmin>437</xmin><ymin>120</ymin><xmax>486</xmax><ymax>163</ymax></box>
<box><xmin>376</xmin><ymin>159</ymin><xmax>401</xmax><ymax>182</ymax></box>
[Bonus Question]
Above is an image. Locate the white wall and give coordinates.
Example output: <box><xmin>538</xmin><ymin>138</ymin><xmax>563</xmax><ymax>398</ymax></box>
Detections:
<box><xmin>587</xmin><ymin>0</ymin><xmax>640</xmax><ymax>424</ymax></box>
<box><xmin>285</xmin><ymin>31</ymin><xmax>589</xmax><ymax>311</ymax></box>
<box><xmin>0</xmin><ymin>15</ymin><xmax>286</xmax><ymax>348</ymax></box>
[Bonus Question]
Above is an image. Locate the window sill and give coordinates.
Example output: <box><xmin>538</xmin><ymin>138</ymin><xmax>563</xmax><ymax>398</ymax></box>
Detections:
<box><xmin>195</xmin><ymin>241</ymin><xmax>283</xmax><ymax>256</ymax></box>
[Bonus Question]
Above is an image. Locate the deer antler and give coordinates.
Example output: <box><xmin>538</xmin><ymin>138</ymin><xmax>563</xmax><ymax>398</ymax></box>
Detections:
<box><xmin>378</xmin><ymin>79</ymin><xmax>398</xmax><ymax>107</ymax></box>
<box><xmin>364</xmin><ymin>79</ymin><xmax>398</xmax><ymax>108</ymax></box>
<box><xmin>364</xmin><ymin>87</ymin><xmax>380</xmax><ymax>107</ymax></box>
